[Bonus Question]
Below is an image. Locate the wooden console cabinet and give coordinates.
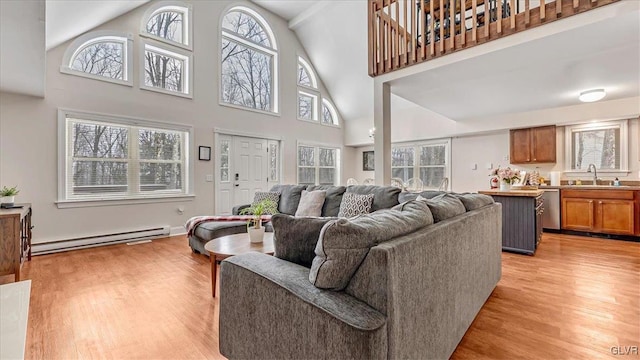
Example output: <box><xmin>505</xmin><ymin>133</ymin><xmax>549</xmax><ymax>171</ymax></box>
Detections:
<box><xmin>510</xmin><ymin>125</ymin><xmax>556</xmax><ymax>164</ymax></box>
<box><xmin>561</xmin><ymin>190</ymin><xmax>639</xmax><ymax>236</ymax></box>
<box><xmin>0</xmin><ymin>204</ymin><xmax>32</xmax><ymax>281</ymax></box>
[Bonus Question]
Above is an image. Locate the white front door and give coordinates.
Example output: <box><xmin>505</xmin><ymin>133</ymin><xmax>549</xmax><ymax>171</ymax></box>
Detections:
<box><xmin>233</xmin><ymin>136</ymin><xmax>268</xmax><ymax>206</ymax></box>
<box><xmin>216</xmin><ymin>135</ymin><xmax>277</xmax><ymax>214</ymax></box>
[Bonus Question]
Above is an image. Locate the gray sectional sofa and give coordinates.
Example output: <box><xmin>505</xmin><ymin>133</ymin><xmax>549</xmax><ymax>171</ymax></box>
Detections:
<box><xmin>217</xmin><ymin>185</ymin><xmax>502</xmax><ymax>359</ymax></box>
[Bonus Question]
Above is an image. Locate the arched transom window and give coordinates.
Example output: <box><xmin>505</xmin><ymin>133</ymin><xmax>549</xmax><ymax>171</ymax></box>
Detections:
<box><xmin>60</xmin><ymin>31</ymin><xmax>133</xmax><ymax>85</ymax></box>
<box><xmin>296</xmin><ymin>56</ymin><xmax>339</xmax><ymax>126</ymax></box>
<box><xmin>221</xmin><ymin>6</ymin><xmax>278</xmax><ymax>113</ymax></box>
<box><xmin>141</xmin><ymin>2</ymin><xmax>192</xmax><ymax>49</ymax></box>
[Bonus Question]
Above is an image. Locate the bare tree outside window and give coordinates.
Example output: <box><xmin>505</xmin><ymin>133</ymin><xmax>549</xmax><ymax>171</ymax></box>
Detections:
<box><xmin>67</xmin><ymin>118</ymin><xmax>187</xmax><ymax>198</ymax></box>
<box><xmin>298</xmin><ymin>64</ymin><xmax>312</xmax><ymax>87</ymax></box>
<box><xmin>221</xmin><ymin>10</ymin><xmax>274</xmax><ymax>111</ymax></box>
<box><xmin>572</xmin><ymin>128</ymin><xmax>620</xmax><ymax>170</ymax></box>
<box><xmin>70</xmin><ymin>42</ymin><xmax>124</xmax><ymax>80</ymax></box>
<box><xmin>391</xmin><ymin>147</ymin><xmax>415</xmax><ymax>181</ymax></box>
<box><xmin>419</xmin><ymin>145</ymin><xmax>446</xmax><ymax>188</ymax></box>
<box><xmin>144</xmin><ymin>49</ymin><xmax>184</xmax><ymax>92</ymax></box>
<box><xmin>322</xmin><ymin>104</ymin><xmax>335</xmax><ymax>125</ymax></box>
<box><xmin>298</xmin><ymin>94</ymin><xmax>313</xmax><ymax>120</ymax></box>
<box><xmin>146</xmin><ymin>11</ymin><xmax>183</xmax><ymax>44</ymax></box>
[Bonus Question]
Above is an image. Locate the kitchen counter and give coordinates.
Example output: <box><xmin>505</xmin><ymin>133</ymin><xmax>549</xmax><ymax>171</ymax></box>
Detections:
<box><xmin>479</xmin><ymin>189</ymin><xmax>544</xmax><ymax>197</ymax></box>
<box><xmin>539</xmin><ymin>185</ymin><xmax>640</xmax><ymax>190</ymax></box>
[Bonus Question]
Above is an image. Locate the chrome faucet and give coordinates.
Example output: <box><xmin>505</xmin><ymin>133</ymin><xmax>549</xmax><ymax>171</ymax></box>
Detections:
<box><xmin>586</xmin><ymin>163</ymin><xmax>598</xmax><ymax>185</ymax></box>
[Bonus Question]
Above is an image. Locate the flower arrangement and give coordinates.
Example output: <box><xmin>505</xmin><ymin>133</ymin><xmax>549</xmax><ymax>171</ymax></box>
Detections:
<box><xmin>490</xmin><ymin>166</ymin><xmax>521</xmax><ymax>184</ymax></box>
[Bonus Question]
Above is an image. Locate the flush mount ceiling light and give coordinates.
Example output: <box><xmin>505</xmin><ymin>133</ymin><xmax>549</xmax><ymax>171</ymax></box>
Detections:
<box><xmin>579</xmin><ymin>89</ymin><xmax>606</xmax><ymax>103</ymax></box>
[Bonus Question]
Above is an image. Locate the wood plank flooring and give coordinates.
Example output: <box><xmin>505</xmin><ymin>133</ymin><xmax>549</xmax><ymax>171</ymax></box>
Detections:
<box><xmin>3</xmin><ymin>233</ymin><xmax>638</xmax><ymax>359</ymax></box>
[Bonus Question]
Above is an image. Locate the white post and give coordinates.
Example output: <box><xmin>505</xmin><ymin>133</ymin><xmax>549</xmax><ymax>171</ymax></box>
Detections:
<box><xmin>373</xmin><ymin>80</ymin><xmax>391</xmax><ymax>186</ymax></box>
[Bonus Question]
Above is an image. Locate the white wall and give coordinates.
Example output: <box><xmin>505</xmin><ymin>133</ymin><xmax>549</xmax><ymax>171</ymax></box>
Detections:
<box><xmin>0</xmin><ymin>0</ymin><xmax>344</xmax><ymax>244</ymax></box>
<box><xmin>349</xmin><ymin>118</ymin><xmax>640</xmax><ymax>192</ymax></box>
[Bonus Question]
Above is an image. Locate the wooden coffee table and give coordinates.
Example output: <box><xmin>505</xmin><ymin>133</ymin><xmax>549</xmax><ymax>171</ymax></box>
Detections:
<box><xmin>204</xmin><ymin>232</ymin><xmax>274</xmax><ymax>298</ymax></box>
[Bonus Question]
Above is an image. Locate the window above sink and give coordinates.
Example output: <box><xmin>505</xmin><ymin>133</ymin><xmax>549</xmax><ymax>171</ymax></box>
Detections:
<box><xmin>564</xmin><ymin>119</ymin><xmax>630</xmax><ymax>175</ymax></box>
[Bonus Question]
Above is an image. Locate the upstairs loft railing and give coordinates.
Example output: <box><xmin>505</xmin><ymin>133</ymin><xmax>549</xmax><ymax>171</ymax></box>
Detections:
<box><xmin>368</xmin><ymin>0</ymin><xmax>620</xmax><ymax>76</ymax></box>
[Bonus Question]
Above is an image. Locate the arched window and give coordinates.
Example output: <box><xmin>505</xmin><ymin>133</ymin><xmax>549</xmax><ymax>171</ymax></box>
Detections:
<box><xmin>322</xmin><ymin>99</ymin><xmax>339</xmax><ymax>126</ymax></box>
<box><xmin>298</xmin><ymin>57</ymin><xmax>317</xmax><ymax>88</ymax></box>
<box><xmin>60</xmin><ymin>31</ymin><xmax>133</xmax><ymax>86</ymax></box>
<box><xmin>141</xmin><ymin>2</ymin><xmax>192</xmax><ymax>49</ymax></box>
<box><xmin>221</xmin><ymin>6</ymin><xmax>278</xmax><ymax>113</ymax></box>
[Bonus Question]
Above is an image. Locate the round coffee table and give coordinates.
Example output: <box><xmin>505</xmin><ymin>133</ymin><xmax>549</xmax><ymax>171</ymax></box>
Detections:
<box><xmin>204</xmin><ymin>232</ymin><xmax>274</xmax><ymax>298</ymax></box>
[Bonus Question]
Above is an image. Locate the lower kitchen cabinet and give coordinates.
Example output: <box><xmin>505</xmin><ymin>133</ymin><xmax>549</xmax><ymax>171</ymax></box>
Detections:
<box><xmin>479</xmin><ymin>190</ymin><xmax>544</xmax><ymax>255</ymax></box>
<box><xmin>561</xmin><ymin>189</ymin><xmax>639</xmax><ymax>236</ymax></box>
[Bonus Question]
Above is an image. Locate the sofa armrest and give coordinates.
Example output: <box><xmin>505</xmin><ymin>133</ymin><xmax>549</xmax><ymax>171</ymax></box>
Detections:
<box><xmin>219</xmin><ymin>253</ymin><xmax>387</xmax><ymax>359</ymax></box>
<box><xmin>231</xmin><ymin>204</ymin><xmax>251</xmax><ymax>215</ymax></box>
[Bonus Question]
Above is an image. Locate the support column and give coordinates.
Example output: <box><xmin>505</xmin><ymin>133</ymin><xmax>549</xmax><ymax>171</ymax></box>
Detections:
<box><xmin>373</xmin><ymin>80</ymin><xmax>391</xmax><ymax>186</ymax></box>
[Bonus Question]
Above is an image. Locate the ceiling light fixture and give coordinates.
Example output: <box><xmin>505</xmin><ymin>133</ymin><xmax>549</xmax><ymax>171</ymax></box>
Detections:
<box><xmin>578</xmin><ymin>89</ymin><xmax>606</xmax><ymax>103</ymax></box>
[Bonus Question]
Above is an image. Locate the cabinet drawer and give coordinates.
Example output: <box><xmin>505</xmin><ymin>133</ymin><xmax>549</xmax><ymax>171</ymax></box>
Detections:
<box><xmin>562</xmin><ymin>189</ymin><xmax>635</xmax><ymax>200</ymax></box>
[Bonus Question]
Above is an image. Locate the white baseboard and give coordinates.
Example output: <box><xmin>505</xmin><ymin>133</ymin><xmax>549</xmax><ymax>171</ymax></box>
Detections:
<box><xmin>170</xmin><ymin>226</ymin><xmax>187</xmax><ymax>236</ymax></box>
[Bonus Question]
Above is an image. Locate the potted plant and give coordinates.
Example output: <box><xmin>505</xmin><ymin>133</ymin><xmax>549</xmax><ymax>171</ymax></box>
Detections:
<box><xmin>0</xmin><ymin>185</ymin><xmax>19</xmax><ymax>206</ymax></box>
<box><xmin>240</xmin><ymin>199</ymin><xmax>278</xmax><ymax>243</ymax></box>
<box><xmin>490</xmin><ymin>166</ymin><xmax>520</xmax><ymax>191</ymax></box>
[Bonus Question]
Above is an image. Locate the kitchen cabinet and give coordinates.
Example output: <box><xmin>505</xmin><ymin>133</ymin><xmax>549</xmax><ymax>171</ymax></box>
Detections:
<box><xmin>510</xmin><ymin>125</ymin><xmax>556</xmax><ymax>164</ymax></box>
<box><xmin>479</xmin><ymin>190</ymin><xmax>544</xmax><ymax>255</ymax></box>
<box><xmin>561</xmin><ymin>189</ymin><xmax>638</xmax><ymax>236</ymax></box>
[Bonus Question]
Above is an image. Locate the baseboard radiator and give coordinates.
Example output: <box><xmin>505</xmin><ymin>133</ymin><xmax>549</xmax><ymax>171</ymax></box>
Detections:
<box><xmin>32</xmin><ymin>226</ymin><xmax>171</xmax><ymax>255</ymax></box>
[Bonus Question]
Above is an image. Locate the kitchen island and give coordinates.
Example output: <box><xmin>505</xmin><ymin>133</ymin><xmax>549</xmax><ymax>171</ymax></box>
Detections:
<box><xmin>479</xmin><ymin>189</ymin><xmax>544</xmax><ymax>255</ymax></box>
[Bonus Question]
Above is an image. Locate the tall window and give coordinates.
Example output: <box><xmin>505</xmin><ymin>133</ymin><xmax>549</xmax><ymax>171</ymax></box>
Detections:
<box><xmin>221</xmin><ymin>7</ymin><xmax>278</xmax><ymax>113</ymax></box>
<box><xmin>60</xmin><ymin>31</ymin><xmax>133</xmax><ymax>86</ymax></box>
<box><xmin>391</xmin><ymin>139</ymin><xmax>450</xmax><ymax>189</ymax></box>
<box><xmin>58</xmin><ymin>110</ymin><xmax>192</xmax><ymax>203</ymax></box>
<box><xmin>565</xmin><ymin>120</ymin><xmax>629</xmax><ymax>172</ymax></box>
<box><xmin>298</xmin><ymin>145</ymin><xmax>340</xmax><ymax>186</ymax></box>
<box><xmin>141</xmin><ymin>3</ymin><xmax>192</xmax><ymax>49</ymax></box>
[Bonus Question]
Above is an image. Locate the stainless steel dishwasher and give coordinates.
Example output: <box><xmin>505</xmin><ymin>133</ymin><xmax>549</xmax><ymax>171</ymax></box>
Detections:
<box><xmin>541</xmin><ymin>189</ymin><xmax>560</xmax><ymax>230</ymax></box>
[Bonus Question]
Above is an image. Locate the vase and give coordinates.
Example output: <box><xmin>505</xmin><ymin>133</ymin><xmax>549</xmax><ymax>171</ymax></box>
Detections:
<box><xmin>248</xmin><ymin>226</ymin><xmax>265</xmax><ymax>243</ymax></box>
<box><xmin>499</xmin><ymin>182</ymin><xmax>511</xmax><ymax>191</ymax></box>
<box><xmin>0</xmin><ymin>196</ymin><xmax>15</xmax><ymax>205</ymax></box>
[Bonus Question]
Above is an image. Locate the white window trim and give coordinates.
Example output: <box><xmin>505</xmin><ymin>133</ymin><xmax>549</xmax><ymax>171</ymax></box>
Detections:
<box><xmin>57</xmin><ymin>108</ymin><xmax>195</xmax><ymax>208</ymax></box>
<box><xmin>297</xmin><ymin>90</ymin><xmax>318</xmax><ymax>122</ymax></box>
<box><xmin>60</xmin><ymin>30</ymin><xmax>133</xmax><ymax>87</ymax></box>
<box><xmin>391</xmin><ymin>138</ymin><xmax>452</xmax><ymax>190</ymax></box>
<box><xmin>140</xmin><ymin>1</ymin><xmax>193</xmax><ymax>51</ymax></box>
<box><xmin>563</xmin><ymin>119</ymin><xmax>630</xmax><ymax>175</ymax></box>
<box><xmin>321</xmin><ymin>98</ymin><xmax>340</xmax><ymax>127</ymax></box>
<box><xmin>219</xmin><ymin>5</ymin><xmax>279</xmax><ymax>114</ymax></box>
<box><xmin>140</xmin><ymin>40</ymin><xmax>193</xmax><ymax>98</ymax></box>
<box><xmin>296</xmin><ymin>141</ymin><xmax>342</xmax><ymax>186</ymax></box>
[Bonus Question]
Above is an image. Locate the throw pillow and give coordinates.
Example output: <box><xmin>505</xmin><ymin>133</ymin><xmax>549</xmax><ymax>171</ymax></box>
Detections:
<box><xmin>269</xmin><ymin>184</ymin><xmax>306</xmax><ymax>215</ymax></box>
<box><xmin>345</xmin><ymin>185</ymin><xmax>401</xmax><ymax>212</ymax></box>
<box><xmin>295</xmin><ymin>190</ymin><xmax>327</xmax><ymax>217</ymax></box>
<box><xmin>306</xmin><ymin>185</ymin><xmax>346</xmax><ymax>217</ymax></box>
<box><xmin>454</xmin><ymin>193</ymin><xmax>494</xmax><ymax>211</ymax></box>
<box><xmin>271</xmin><ymin>214</ymin><xmax>337</xmax><ymax>268</ymax></box>
<box><xmin>252</xmin><ymin>191</ymin><xmax>281</xmax><ymax>215</ymax></box>
<box><xmin>418</xmin><ymin>193</ymin><xmax>466</xmax><ymax>222</ymax></box>
<box><xmin>310</xmin><ymin>200</ymin><xmax>432</xmax><ymax>290</ymax></box>
<box><xmin>338</xmin><ymin>192</ymin><xmax>374</xmax><ymax>218</ymax></box>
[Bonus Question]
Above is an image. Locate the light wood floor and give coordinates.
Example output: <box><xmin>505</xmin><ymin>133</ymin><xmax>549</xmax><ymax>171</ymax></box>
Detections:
<box><xmin>4</xmin><ymin>233</ymin><xmax>638</xmax><ymax>359</ymax></box>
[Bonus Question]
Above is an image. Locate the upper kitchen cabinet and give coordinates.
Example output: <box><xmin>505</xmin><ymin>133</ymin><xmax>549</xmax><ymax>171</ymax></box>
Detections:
<box><xmin>510</xmin><ymin>125</ymin><xmax>556</xmax><ymax>164</ymax></box>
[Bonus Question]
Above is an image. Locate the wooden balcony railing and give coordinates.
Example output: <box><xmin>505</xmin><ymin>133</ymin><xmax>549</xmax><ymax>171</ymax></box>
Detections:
<box><xmin>368</xmin><ymin>0</ymin><xmax>620</xmax><ymax>76</ymax></box>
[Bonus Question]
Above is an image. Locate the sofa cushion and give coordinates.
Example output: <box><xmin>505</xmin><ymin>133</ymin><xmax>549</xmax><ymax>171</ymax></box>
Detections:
<box><xmin>346</xmin><ymin>185</ymin><xmax>401</xmax><ymax>212</ymax></box>
<box><xmin>418</xmin><ymin>193</ymin><xmax>466</xmax><ymax>222</ymax></box>
<box><xmin>271</xmin><ymin>214</ymin><xmax>337</xmax><ymax>268</ymax></box>
<box><xmin>306</xmin><ymin>185</ymin><xmax>346</xmax><ymax>217</ymax></box>
<box><xmin>310</xmin><ymin>200</ymin><xmax>433</xmax><ymax>290</ymax></box>
<box><xmin>338</xmin><ymin>193</ymin><xmax>374</xmax><ymax>218</ymax></box>
<box><xmin>295</xmin><ymin>190</ymin><xmax>327</xmax><ymax>217</ymax></box>
<box><xmin>454</xmin><ymin>193</ymin><xmax>495</xmax><ymax>211</ymax></box>
<box><xmin>269</xmin><ymin>185</ymin><xmax>307</xmax><ymax>215</ymax></box>
<box><xmin>398</xmin><ymin>190</ymin><xmax>445</xmax><ymax>203</ymax></box>
<box><xmin>252</xmin><ymin>191</ymin><xmax>281</xmax><ymax>214</ymax></box>
<box><xmin>194</xmin><ymin>221</ymin><xmax>247</xmax><ymax>241</ymax></box>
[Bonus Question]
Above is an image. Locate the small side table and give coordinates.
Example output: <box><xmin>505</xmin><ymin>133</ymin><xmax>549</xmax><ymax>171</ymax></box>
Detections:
<box><xmin>204</xmin><ymin>232</ymin><xmax>274</xmax><ymax>298</ymax></box>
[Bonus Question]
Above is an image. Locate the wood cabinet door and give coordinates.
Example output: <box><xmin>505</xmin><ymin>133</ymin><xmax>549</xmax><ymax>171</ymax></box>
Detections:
<box><xmin>562</xmin><ymin>198</ymin><xmax>595</xmax><ymax>231</ymax></box>
<box><xmin>598</xmin><ymin>200</ymin><xmax>635</xmax><ymax>235</ymax></box>
<box><xmin>531</xmin><ymin>126</ymin><xmax>556</xmax><ymax>163</ymax></box>
<box><xmin>510</xmin><ymin>128</ymin><xmax>531</xmax><ymax>164</ymax></box>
